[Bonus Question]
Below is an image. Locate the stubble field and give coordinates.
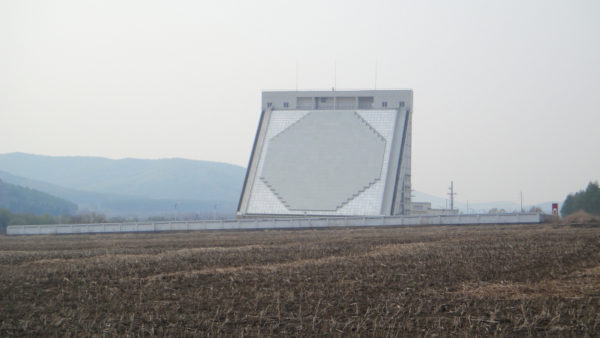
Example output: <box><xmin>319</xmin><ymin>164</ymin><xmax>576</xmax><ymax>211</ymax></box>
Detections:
<box><xmin>1</xmin><ymin>223</ymin><xmax>599</xmax><ymax>336</ymax></box>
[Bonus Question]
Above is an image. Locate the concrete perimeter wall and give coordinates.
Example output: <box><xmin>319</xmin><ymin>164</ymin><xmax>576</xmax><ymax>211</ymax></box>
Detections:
<box><xmin>6</xmin><ymin>213</ymin><xmax>545</xmax><ymax>236</ymax></box>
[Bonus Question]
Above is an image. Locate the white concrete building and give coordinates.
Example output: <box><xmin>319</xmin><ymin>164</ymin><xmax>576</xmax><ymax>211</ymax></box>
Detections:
<box><xmin>237</xmin><ymin>90</ymin><xmax>413</xmax><ymax>218</ymax></box>
<box><xmin>410</xmin><ymin>202</ymin><xmax>460</xmax><ymax>216</ymax></box>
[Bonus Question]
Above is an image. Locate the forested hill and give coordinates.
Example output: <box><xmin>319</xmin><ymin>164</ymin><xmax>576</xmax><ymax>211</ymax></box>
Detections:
<box><xmin>0</xmin><ymin>152</ymin><xmax>246</xmax><ymax>202</ymax></box>
<box><xmin>0</xmin><ymin>153</ymin><xmax>246</xmax><ymax>218</ymax></box>
<box><xmin>0</xmin><ymin>179</ymin><xmax>78</xmax><ymax>216</ymax></box>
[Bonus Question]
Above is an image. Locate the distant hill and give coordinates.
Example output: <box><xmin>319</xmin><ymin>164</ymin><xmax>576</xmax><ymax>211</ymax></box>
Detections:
<box><xmin>0</xmin><ymin>171</ymin><xmax>232</xmax><ymax>217</ymax></box>
<box><xmin>0</xmin><ymin>153</ymin><xmax>246</xmax><ymax>218</ymax></box>
<box><xmin>0</xmin><ymin>153</ymin><xmax>246</xmax><ymax>202</ymax></box>
<box><xmin>0</xmin><ymin>179</ymin><xmax>77</xmax><ymax>215</ymax></box>
<box><xmin>0</xmin><ymin>170</ymin><xmax>237</xmax><ymax>218</ymax></box>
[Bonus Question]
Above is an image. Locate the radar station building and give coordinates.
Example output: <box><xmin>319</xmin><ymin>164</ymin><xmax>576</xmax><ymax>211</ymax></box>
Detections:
<box><xmin>237</xmin><ymin>90</ymin><xmax>412</xmax><ymax>218</ymax></box>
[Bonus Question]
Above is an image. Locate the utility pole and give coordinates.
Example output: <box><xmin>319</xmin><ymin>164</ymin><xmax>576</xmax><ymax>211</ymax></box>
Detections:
<box><xmin>448</xmin><ymin>181</ymin><xmax>457</xmax><ymax>210</ymax></box>
<box><xmin>520</xmin><ymin>191</ymin><xmax>523</xmax><ymax>213</ymax></box>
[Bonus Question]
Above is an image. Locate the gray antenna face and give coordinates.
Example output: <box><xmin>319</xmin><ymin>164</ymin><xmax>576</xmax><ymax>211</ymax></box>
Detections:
<box><xmin>260</xmin><ymin>111</ymin><xmax>386</xmax><ymax>211</ymax></box>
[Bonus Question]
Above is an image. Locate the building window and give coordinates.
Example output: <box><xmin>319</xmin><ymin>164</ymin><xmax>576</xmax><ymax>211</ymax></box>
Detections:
<box><xmin>267</xmin><ymin>102</ymin><xmax>272</xmax><ymax>108</ymax></box>
<box><xmin>358</xmin><ymin>96</ymin><xmax>374</xmax><ymax>109</ymax></box>
<box><xmin>399</xmin><ymin>101</ymin><xmax>405</xmax><ymax>107</ymax></box>
<box><xmin>382</xmin><ymin>101</ymin><xmax>388</xmax><ymax>107</ymax></box>
<box><xmin>283</xmin><ymin>102</ymin><xmax>289</xmax><ymax>108</ymax></box>
<box><xmin>320</xmin><ymin>97</ymin><xmax>327</xmax><ymax>103</ymax></box>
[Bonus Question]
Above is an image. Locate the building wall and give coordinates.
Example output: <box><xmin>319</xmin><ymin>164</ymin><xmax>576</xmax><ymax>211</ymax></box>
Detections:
<box><xmin>7</xmin><ymin>213</ymin><xmax>545</xmax><ymax>236</ymax></box>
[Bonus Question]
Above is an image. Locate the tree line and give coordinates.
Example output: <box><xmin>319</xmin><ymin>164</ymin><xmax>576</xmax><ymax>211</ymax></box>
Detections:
<box><xmin>561</xmin><ymin>181</ymin><xmax>600</xmax><ymax>216</ymax></box>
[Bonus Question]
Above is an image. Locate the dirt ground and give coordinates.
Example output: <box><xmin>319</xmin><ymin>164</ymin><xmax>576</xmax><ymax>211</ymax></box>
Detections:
<box><xmin>1</xmin><ymin>223</ymin><xmax>599</xmax><ymax>336</ymax></box>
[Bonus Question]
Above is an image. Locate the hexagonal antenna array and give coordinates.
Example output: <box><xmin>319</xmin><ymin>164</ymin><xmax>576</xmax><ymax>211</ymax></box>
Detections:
<box><xmin>259</xmin><ymin>111</ymin><xmax>386</xmax><ymax>211</ymax></box>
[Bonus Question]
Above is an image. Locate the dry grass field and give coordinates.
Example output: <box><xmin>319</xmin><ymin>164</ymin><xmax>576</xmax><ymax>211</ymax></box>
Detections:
<box><xmin>1</xmin><ymin>223</ymin><xmax>599</xmax><ymax>336</ymax></box>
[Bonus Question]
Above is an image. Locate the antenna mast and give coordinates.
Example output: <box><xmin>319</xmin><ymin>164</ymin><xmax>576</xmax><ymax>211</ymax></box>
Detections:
<box><xmin>374</xmin><ymin>60</ymin><xmax>378</xmax><ymax>89</ymax></box>
<box><xmin>334</xmin><ymin>59</ymin><xmax>337</xmax><ymax>90</ymax></box>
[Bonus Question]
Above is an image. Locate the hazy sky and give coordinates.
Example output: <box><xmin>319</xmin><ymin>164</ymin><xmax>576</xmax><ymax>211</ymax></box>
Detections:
<box><xmin>1</xmin><ymin>0</ymin><xmax>599</xmax><ymax>204</ymax></box>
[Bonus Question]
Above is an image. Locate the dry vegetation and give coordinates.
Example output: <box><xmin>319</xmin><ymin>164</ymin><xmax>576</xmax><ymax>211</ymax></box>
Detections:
<box><xmin>561</xmin><ymin>211</ymin><xmax>600</xmax><ymax>226</ymax></box>
<box><xmin>1</xmin><ymin>222</ymin><xmax>599</xmax><ymax>336</ymax></box>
